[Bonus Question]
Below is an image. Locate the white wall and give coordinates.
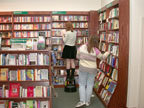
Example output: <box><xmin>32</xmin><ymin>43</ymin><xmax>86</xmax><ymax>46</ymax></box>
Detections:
<box><xmin>101</xmin><ymin>0</ymin><xmax>114</xmax><ymax>7</ymax></box>
<box><xmin>127</xmin><ymin>0</ymin><xmax>144</xmax><ymax>107</ymax></box>
<box><xmin>0</xmin><ymin>0</ymin><xmax>101</xmax><ymax>11</ymax></box>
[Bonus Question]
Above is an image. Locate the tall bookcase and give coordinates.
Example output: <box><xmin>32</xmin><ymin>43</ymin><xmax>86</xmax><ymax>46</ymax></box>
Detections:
<box><xmin>51</xmin><ymin>11</ymin><xmax>89</xmax><ymax>88</ymax></box>
<box><xmin>0</xmin><ymin>12</ymin><xmax>13</xmax><ymax>48</ymax></box>
<box><xmin>93</xmin><ymin>0</ymin><xmax>129</xmax><ymax>108</ymax></box>
<box><xmin>0</xmin><ymin>12</ymin><xmax>52</xmax><ymax>108</ymax></box>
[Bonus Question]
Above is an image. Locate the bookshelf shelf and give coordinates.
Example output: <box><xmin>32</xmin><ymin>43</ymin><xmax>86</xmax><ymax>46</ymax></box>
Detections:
<box><xmin>14</xmin><ymin>29</ymin><xmax>51</xmax><ymax>31</ymax></box>
<box><xmin>13</xmin><ymin>22</ymin><xmax>51</xmax><ymax>24</ymax></box>
<box><xmin>0</xmin><ymin>80</ymin><xmax>50</xmax><ymax>83</ymax></box>
<box><xmin>0</xmin><ymin>97</ymin><xmax>51</xmax><ymax>101</ymax></box>
<box><xmin>0</xmin><ymin>65</ymin><xmax>49</xmax><ymax>69</ymax></box>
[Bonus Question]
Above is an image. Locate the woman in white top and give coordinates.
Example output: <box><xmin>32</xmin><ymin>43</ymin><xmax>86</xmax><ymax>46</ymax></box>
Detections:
<box><xmin>62</xmin><ymin>21</ymin><xmax>77</xmax><ymax>81</ymax></box>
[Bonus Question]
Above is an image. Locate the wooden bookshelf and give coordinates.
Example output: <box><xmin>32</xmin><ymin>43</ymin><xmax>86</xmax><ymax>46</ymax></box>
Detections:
<box><xmin>0</xmin><ymin>11</ymin><xmax>52</xmax><ymax>108</ymax></box>
<box><xmin>51</xmin><ymin>11</ymin><xmax>89</xmax><ymax>87</ymax></box>
<box><xmin>92</xmin><ymin>0</ymin><xmax>129</xmax><ymax>108</ymax></box>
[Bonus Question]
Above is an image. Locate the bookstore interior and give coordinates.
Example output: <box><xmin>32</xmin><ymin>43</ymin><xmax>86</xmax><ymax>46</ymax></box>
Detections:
<box><xmin>0</xmin><ymin>0</ymin><xmax>130</xmax><ymax>108</ymax></box>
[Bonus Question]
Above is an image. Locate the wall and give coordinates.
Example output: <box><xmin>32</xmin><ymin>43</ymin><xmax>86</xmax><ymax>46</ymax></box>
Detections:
<box><xmin>127</xmin><ymin>0</ymin><xmax>144</xmax><ymax>107</ymax></box>
<box><xmin>0</xmin><ymin>0</ymin><xmax>101</xmax><ymax>11</ymax></box>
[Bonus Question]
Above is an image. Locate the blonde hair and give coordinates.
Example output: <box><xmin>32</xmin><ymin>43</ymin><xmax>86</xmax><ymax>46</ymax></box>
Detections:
<box><xmin>87</xmin><ymin>35</ymin><xmax>99</xmax><ymax>53</ymax></box>
<box><xmin>65</xmin><ymin>21</ymin><xmax>73</xmax><ymax>32</ymax></box>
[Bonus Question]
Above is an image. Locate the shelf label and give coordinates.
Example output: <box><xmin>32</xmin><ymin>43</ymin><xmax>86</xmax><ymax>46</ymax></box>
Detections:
<box><xmin>106</xmin><ymin>3</ymin><xmax>112</xmax><ymax>8</ymax></box>
<box><xmin>52</xmin><ymin>11</ymin><xmax>67</xmax><ymax>14</ymax></box>
<box><xmin>13</xmin><ymin>11</ymin><xmax>28</xmax><ymax>15</ymax></box>
<box><xmin>10</xmin><ymin>38</ymin><xmax>28</xmax><ymax>43</ymax></box>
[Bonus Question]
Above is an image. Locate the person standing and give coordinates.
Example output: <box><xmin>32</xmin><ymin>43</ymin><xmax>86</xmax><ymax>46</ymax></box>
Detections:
<box><xmin>75</xmin><ymin>35</ymin><xmax>110</xmax><ymax>107</ymax></box>
<box><xmin>62</xmin><ymin>21</ymin><xmax>77</xmax><ymax>81</ymax></box>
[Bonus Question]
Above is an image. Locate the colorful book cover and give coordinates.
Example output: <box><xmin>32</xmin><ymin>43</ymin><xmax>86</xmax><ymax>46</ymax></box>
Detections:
<box><xmin>9</xmin><ymin>83</ymin><xmax>20</xmax><ymax>97</ymax></box>
<box><xmin>27</xmin><ymin>86</ymin><xmax>34</xmax><ymax>97</ymax></box>
<box><xmin>26</xmin><ymin>69</ymin><xmax>34</xmax><ymax>81</ymax></box>
<box><xmin>0</xmin><ymin>68</ymin><xmax>8</xmax><ymax>81</ymax></box>
<box><xmin>26</xmin><ymin>100</ymin><xmax>33</xmax><ymax>108</ymax></box>
<box><xmin>37</xmin><ymin>32</ymin><xmax>45</xmax><ymax>50</ymax></box>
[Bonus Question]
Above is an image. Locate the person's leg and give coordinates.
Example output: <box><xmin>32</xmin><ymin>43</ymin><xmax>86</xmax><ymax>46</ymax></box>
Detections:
<box><xmin>66</xmin><ymin>59</ymin><xmax>70</xmax><ymax>80</ymax></box>
<box><xmin>70</xmin><ymin>59</ymin><xmax>75</xmax><ymax>80</ymax></box>
<box><xmin>75</xmin><ymin>71</ymin><xmax>87</xmax><ymax>107</ymax></box>
<box><xmin>79</xmin><ymin>71</ymin><xmax>87</xmax><ymax>102</ymax></box>
<box><xmin>85</xmin><ymin>73</ymin><xmax>96</xmax><ymax>104</ymax></box>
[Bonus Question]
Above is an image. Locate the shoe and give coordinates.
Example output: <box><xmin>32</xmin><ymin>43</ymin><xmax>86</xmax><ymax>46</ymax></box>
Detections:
<box><xmin>91</xmin><ymin>94</ymin><xmax>95</xmax><ymax>97</ymax></box>
<box><xmin>85</xmin><ymin>102</ymin><xmax>90</xmax><ymax>107</ymax></box>
<box><xmin>75</xmin><ymin>101</ymin><xmax>85</xmax><ymax>108</ymax></box>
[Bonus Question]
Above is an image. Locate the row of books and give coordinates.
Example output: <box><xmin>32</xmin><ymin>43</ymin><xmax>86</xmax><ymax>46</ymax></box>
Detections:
<box><xmin>52</xmin><ymin>22</ymin><xmax>88</xmax><ymax>28</ymax></box>
<box><xmin>100</xmin><ymin>32</ymin><xmax>119</xmax><ymax>43</ymax></box>
<box><xmin>0</xmin><ymin>84</ymin><xmax>50</xmax><ymax>98</ymax></box>
<box><xmin>0</xmin><ymin>17</ymin><xmax>12</xmax><ymax>23</ymax></box>
<box><xmin>2</xmin><ymin>40</ymin><xmax>10</xmax><ymax>45</ymax></box>
<box><xmin>108</xmin><ymin>19</ymin><xmax>119</xmax><ymax>30</ymax></box>
<box><xmin>0</xmin><ymin>24</ymin><xmax>12</xmax><ymax>30</ymax></box>
<box><xmin>52</xmin><ymin>15</ymin><xmax>88</xmax><ymax>21</ymax></box>
<box><xmin>107</xmin><ymin>55</ymin><xmax>118</xmax><ymax>68</ymax></box>
<box><xmin>100</xmin><ymin>32</ymin><xmax>106</xmax><ymax>41</ymax></box>
<box><xmin>52</xmin><ymin>29</ymin><xmax>88</xmax><ymax>36</ymax></box>
<box><xmin>51</xmin><ymin>37</ymin><xmax>63</xmax><ymax>44</ymax></box>
<box><xmin>99</xmin><ymin>23</ymin><xmax>107</xmax><ymax>31</ymax></box>
<box><xmin>14</xmin><ymin>24</ymin><xmax>51</xmax><ymax>30</ymax></box>
<box><xmin>99</xmin><ymin>42</ymin><xmax>106</xmax><ymax>52</ymax></box>
<box><xmin>107</xmin><ymin>32</ymin><xmax>119</xmax><ymax>43</ymax></box>
<box><xmin>76</xmin><ymin>37</ymin><xmax>88</xmax><ymax>44</ymax></box>
<box><xmin>0</xmin><ymin>68</ymin><xmax>49</xmax><ymax>81</ymax></box>
<box><xmin>0</xmin><ymin>32</ymin><xmax>12</xmax><ymax>38</ymax></box>
<box><xmin>14</xmin><ymin>16</ymin><xmax>51</xmax><ymax>23</ymax></box>
<box><xmin>99</xmin><ymin>62</ymin><xmax>118</xmax><ymax>81</ymax></box>
<box><xmin>0</xmin><ymin>100</ymin><xmax>49</xmax><ymax>108</ymax></box>
<box><xmin>14</xmin><ymin>31</ymin><xmax>51</xmax><ymax>38</ymax></box>
<box><xmin>99</xmin><ymin>12</ymin><xmax>106</xmax><ymax>22</ymax></box>
<box><xmin>0</xmin><ymin>53</ymin><xmax>49</xmax><ymax>65</ymax></box>
<box><xmin>109</xmin><ymin>8</ymin><xmax>119</xmax><ymax>18</ymax></box>
<box><xmin>94</xmin><ymin>70</ymin><xmax>117</xmax><ymax>94</ymax></box>
<box><xmin>108</xmin><ymin>44</ymin><xmax>119</xmax><ymax>56</ymax></box>
<box><xmin>52</xmin><ymin>46</ymin><xmax>63</xmax><ymax>51</ymax></box>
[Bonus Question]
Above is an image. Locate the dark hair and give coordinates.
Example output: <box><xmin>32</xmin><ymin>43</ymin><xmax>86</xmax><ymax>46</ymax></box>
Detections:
<box><xmin>65</xmin><ymin>21</ymin><xmax>73</xmax><ymax>32</ymax></box>
<box><xmin>87</xmin><ymin>35</ymin><xmax>99</xmax><ymax>53</ymax></box>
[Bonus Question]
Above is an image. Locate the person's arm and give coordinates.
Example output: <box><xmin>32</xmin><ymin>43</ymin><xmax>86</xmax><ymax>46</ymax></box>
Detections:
<box><xmin>61</xmin><ymin>30</ymin><xmax>66</xmax><ymax>43</ymax></box>
<box><xmin>76</xmin><ymin>47</ymin><xmax>80</xmax><ymax>59</ymax></box>
<box><xmin>94</xmin><ymin>48</ymin><xmax>110</xmax><ymax>60</ymax></box>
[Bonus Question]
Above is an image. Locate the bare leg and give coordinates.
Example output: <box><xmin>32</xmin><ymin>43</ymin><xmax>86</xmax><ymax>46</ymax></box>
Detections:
<box><xmin>70</xmin><ymin>59</ymin><xmax>75</xmax><ymax>80</ymax></box>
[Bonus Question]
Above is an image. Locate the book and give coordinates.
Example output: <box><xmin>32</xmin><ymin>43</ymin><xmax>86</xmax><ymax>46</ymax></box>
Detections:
<box><xmin>0</xmin><ymin>68</ymin><xmax>8</xmax><ymax>81</ymax></box>
<box><xmin>12</xmin><ymin>102</ymin><xmax>18</xmax><ymax>108</ymax></box>
<box><xmin>37</xmin><ymin>32</ymin><xmax>45</xmax><ymax>50</ymax></box>
<box><xmin>35</xmin><ymin>86</ymin><xmax>42</xmax><ymax>97</ymax></box>
<box><xmin>40</xmin><ymin>101</ymin><xmax>49</xmax><ymax>108</ymax></box>
<box><xmin>27</xmin><ymin>86</ymin><xmax>34</xmax><ymax>97</ymax></box>
<box><xmin>9</xmin><ymin>83</ymin><xmax>20</xmax><ymax>97</ymax></box>
<box><xmin>26</xmin><ymin>100</ymin><xmax>33</xmax><ymax>108</ymax></box>
<box><xmin>9</xmin><ymin>70</ymin><xmax>17</xmax><ymax>81</ymax></box>
<box><xmin>40</xmin><ymin>69</ymin><xmax>48</xmax><ymax>80</ymax></box>
<box><xmin>26</xmin><ymin>69</ymin><xmax>34</xmax><ymax>81</ymax></box>
<box><xmin>26</xmin><ymin>38</ymin><xmax>33</xmax><ymax>50</ymax></box>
